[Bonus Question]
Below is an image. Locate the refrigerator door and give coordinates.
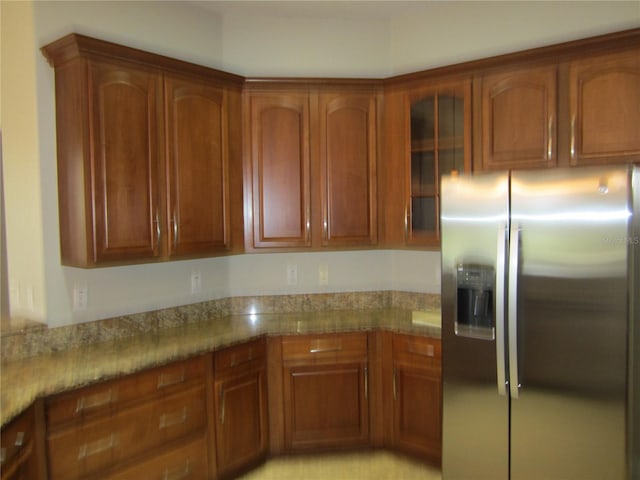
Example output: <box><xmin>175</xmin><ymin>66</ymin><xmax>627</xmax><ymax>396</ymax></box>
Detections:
<box><xmin>441</xmin><ymin>172</ymin><xmax>509</xmax><ymax>479</ymax></box>
<box><xmin>509</xmin><ymin>166</ymin><xmax>630</xmax><ymax>479</ymax></box>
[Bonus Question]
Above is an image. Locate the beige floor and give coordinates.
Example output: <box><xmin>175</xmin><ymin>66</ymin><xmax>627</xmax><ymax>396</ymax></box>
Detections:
<box><xmin>236</xmin><ymin>450</ymin><xmax>442</xmax><ymax>480</ymax></box>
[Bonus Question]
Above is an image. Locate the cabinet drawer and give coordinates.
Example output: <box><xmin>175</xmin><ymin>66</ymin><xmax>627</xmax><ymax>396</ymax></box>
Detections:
<box><xmin>281</xmin><ymin>332</ymin><xmax>368</xmax><ymax>363</ymax></box>
<box><xmin>215</xmin><ymin>338</ymin><xmax>266</xmax><ymax>373</ymax></box>
<box><xmin>47</xmin><ymin>386</ymin><xmax>206</xmax><ymax>479</ymax></box>
<box><xmin>105</xmin><ymin>436</ymin><xmax>208</xmax><ymax>480</ymax></box>
<box><xmin>393</xmin><ymin>335</ymin><xmax>441</xmax><ymax>369</ymax></box>
<box><xmin>46</xmin><ymin>356</ymin><xmax>205</xmax><ymax>428</ymax></box>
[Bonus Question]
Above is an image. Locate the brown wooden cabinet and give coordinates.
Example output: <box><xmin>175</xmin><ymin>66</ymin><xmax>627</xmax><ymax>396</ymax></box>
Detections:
<box><xmin>213</xmin><ymin>339</ymin><xmax>268</xmax><ymax>479</ymax></box>
<box><xmin>280</xmin><ymin>333</ymin><xmax>370</xmax><ymax>450</ymax></box>
<box><xmin>0</xmin><ymin>403</ymin><xmax>46</xmax><ymax>480</ymax></box>
<box><xmin>391</xmin><ymin>334</ymin><xmax>441</xmax><ymax>463</ymax></box>
<box><xmin>44</xmin><ymin>355</ymin><xmax>210</xmax><ymax>479</ymax></box>
<box><xmin>243</xmin><ymin>84</ymin><xmax>379</xmax><ymax>251</ymax></box>
<box><xmin>478</xmin><ymin>65</ymin><xmax>557</xmax><ymax>171</ymax></box>
<box><xmin>382</xmin><ymin>79</ymin><xmax>471</xmax><ymax>247</ymax></box>
<box><xmin>568</xmin><ymin>49</ymin><xmax>640</xmax><ymax>166</ymax></box>
<box><xmin>41</xmin><ymin>34</ymin><xmax>244</xmax><ymax>267</ymax></box>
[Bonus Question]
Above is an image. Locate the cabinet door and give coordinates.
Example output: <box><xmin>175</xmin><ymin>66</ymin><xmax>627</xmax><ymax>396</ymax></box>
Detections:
<box><xmin>319</xmin><ymin>92</ymin><xmax>377</xmax><ymax>246</ymax></box>
<box><xmin>569</xmin><ymin>49</ymin><xmax>640</xmax><ymax>165</ymax></box>
<box><xmin>90</xmin><ymin>60</ymin><xmax>164</xmax><ymax>263</ymax></box>
<box><xmin>392</xmin><ymin>365</ymin><xmax>441</xmax><ymax>461</ymax></box>
<box><xmin>283</xmin><ymin>362</ymin><xmax>369</xmax><ymax>450</ymax></box>
<box><xmin>165</xmin><ymin>76</ymin><xmax>230</xmax><ymax>257</ymax></box>
<box><xmin>480</xmin><ymin>65</ymin><xmax>557</xmax><ymax>170</ymax></box>
<box><xmin>406</xmin><ymin>82</ymin><xmax>471</xmax><ymax>245</ymax></box>
<box><xmin>247</xmin><ymin>93</ymin><xmax>311</xmax><ymax>249</ymax></box>
<box><xmin>214</xmin><ymin>368</ymin><xmax>268</xmax><ymax>478</ymax></box>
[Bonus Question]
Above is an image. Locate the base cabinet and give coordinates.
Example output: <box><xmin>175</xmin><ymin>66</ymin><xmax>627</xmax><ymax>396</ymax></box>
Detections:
<box><xmin>391</xmin><ymin>334</ymin><xmax>442</xmax><ymax>463</ymax></box>
<box><xmin>280</xmin><ymin>333</ymin><xmax>370</xmax><ymax>451</ymax></box>
<box><xmin>213</xmin><ymin>339</ymin><xmax>268</xmax><ymax>479</ymax></box>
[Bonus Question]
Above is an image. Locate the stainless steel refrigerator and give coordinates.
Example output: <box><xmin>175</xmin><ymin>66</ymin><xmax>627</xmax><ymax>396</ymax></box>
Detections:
<box><xmin>440</xmin><ymin>165</ymin><xmax>639</xmax><ymax>479</ymax></box>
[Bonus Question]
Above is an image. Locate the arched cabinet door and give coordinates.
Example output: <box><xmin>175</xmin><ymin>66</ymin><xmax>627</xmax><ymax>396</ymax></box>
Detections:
<box><xmin>569</xmin><ymin>49</ymin><xmax>640</xmax><ymax>166</ymax></box>
<box><xmin>165</xmin><ymin>76</ymin><xmax>231</xmax><ymax>257</ymax></box>
<box><xmin>90</xmin><ymin>60</ymin><xmax>164</xmax><ymax>264</ymax></box>
<box><xmin>480</xmin><ymin>65</ymin><xmax>557</xmax><ymax>171</ymax></box>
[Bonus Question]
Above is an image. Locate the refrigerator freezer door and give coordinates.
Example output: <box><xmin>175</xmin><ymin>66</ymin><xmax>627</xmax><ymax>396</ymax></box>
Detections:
<box><xmin>441</xmin><ymin>172</ymin><xmax>509</xmax><ymax>479</ymax></box>
<box><xmin>510</xmin><ymin>166</ymin><xmax>630</xmax><ymax>479</ymax></box>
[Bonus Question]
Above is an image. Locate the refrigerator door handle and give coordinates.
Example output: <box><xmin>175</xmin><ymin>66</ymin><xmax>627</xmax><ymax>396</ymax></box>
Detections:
<box><xmin>495</xmin><ymin>223</ymin><xmax>508</xmax><ymax>396</ymax></box>
<box><xmin>508</xmin><ymin>224</ymin><xmax>521</xmax><ymax>399</ymax></box>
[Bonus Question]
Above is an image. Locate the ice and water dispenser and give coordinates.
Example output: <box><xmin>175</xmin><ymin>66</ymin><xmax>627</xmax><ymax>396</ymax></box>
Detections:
<box><xmin>455</xmin><ymin>264</ymin><xmax>495</xmax><ymax>340</ymax></box>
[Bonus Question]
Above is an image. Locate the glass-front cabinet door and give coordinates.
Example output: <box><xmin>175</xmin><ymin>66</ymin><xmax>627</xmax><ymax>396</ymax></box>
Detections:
<box><xmin>405</xmin><ymin>81</ymin><xmax>471</xmax><ymax>245</ymax></box>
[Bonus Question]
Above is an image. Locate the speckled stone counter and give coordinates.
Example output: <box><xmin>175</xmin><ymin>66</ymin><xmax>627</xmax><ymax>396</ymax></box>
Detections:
<box><xmin>1</xmin><ymin>307</ymin><xmax>440</xmax><ymax>427</ymax></box>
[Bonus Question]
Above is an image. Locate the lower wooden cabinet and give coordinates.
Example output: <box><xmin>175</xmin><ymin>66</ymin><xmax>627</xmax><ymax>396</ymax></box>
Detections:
<box><xmin>280</xmin><ymin>333</ymin><xmax>370</xmax><ymax>450</ymax></box>
<box><xmin>391</xmin><ymin>334</ymin><xmax>442</xmax><ymax>463</ymax></box>
<box><xmin>213</xmin><ymin>339</ymin><xmax>268</xmax><ymax>479</ymax></box>
<box><xmin>0</xmin><ymin>402</ymin><xmax>45</xmax><ymax>480</ymax></box>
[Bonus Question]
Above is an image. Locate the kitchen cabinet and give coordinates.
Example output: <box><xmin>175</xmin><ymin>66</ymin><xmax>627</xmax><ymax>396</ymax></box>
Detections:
<box><xmin>391</xmin><ymin>334</ymin><xmax>441</xmax><ymax>463</ymax></box>
<box><xmin>44</xmin><ymin>355</ymin><xmax>210</xmax><ymax>479</ymax></box>
<box><xmin>478</xmin><ymin>65</ymin><xmax>557</xmax><ymax>171</ymax></box>
<box><xmin>568</xmin><ymin>49</ymin><xmax>640</xmax><ymax>166</ymax></box>
<box><xmin>0</xmin><ymin>402</ymin><xmax>46</xmax><ymax>480</ymax></box>
<box><xmin>381</xmin><ymin>79</ymin><xmax>471</xmax><ymax>247</ymax></box>
<box><xmin>213</xmin><ymin>339</ymin><xmax>268</xmax><ymax>479</ymax></box>
<box><xmin>280</xmin><ymin>333</ymin><xmax>370</xmax><ymax>450</ymax></box>
<box><xmin>243</xmin><ymin>84</ymin><xmax>379</xmax><ymax>251</ymax></box>
<box><xmin>41</xmin><ymin>33</ymin><xmax>244</xmax><ymax>267</ymax></box>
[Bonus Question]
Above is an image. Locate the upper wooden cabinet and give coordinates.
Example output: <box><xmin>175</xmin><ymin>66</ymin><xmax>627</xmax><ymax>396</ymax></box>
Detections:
<box><xmin>243</xmin><ymin>84</ymin><xmax>379</xmax><ymax>251</ymax></box>
<box><xmin>41</xmin><ymin>34</ymin><xmax>244</xmax><ymax>267</ymax></box>
<box><xmin>479</xmin><ymin>65</ymin><xmax>557</xmax><ymax>171</ymax></box>
<box><xmin>381</xmin><ymin>79</ymin><xmax>472</xmax><ymax>248</ymax></box>
<box><xmin>568</xmin><ymin>49</ymin><xmax>640</xmax><ymax>166</ymax></box>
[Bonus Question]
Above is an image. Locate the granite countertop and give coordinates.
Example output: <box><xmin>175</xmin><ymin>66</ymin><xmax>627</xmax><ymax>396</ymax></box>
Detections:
<box><xmin>0</xmin><ymin>308</ymin><xmax>440</xmax><ymax>427</ymax></box>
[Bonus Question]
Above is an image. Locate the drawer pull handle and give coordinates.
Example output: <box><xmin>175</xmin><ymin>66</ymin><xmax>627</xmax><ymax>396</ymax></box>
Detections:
<box><xmin>78</xmin><ymin>433</ymin><xmax>119</xmax><ymax>460</ymax></box>
<box><xmin>159</xmin><ymin>407</ymin><xmax>188</xmax><ymax>429</ymax></box>
<box><xmin>364</xmin><ymin>366</ymin><xmax>368</xmax><ymax>399</ymax></box>
<box><xmin>407</xmin><ymin>343</ymin><xmax>435</xmax><ymax>357</ymax></box>
<box><xmin>1</xmin><ymin>447</ymin><xmax>6</xmax><ymax>464</ymax></box>
<box><xmin>158</xmin><ymin>369</ymin><xmax>185</xmax><ymax>389</ymax></box>
<box><xmin>163</xmin><ymin>459</ymin><xmax>191</xmax><ymax>480</ymax></box>
<box><xmin>76</xmin><ymin>388</ymin><xmax>116</xmax><ymax>413</ymax></box>
<box><xmin>309</xmin><ymin>338</ymin><xmax>342</xmax><ymax>353</ymax></box>
<box><xmin>14</xmin><ymin>432</ymin><xmax>25</xmax><ymax>447</ymax></box>
<box><xmin>393</xmin><ymin>368</ymin><xmax>397</xmax><ymax>401</ymax></box>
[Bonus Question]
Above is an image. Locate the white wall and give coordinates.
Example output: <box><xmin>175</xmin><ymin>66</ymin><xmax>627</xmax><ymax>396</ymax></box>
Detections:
<box><xmin>2</xmin><ymin>1</ymin><xmax>638</xmax><ymax>327</ymax></box>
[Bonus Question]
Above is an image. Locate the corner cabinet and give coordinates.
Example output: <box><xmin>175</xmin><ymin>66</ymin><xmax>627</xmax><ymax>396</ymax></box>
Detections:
<box><xmin>41</xmin><ymin>34</ymin><xmax>244</xmax><ymax>267</ymax></box>
<box><xmin>243</xmin><ymin>83</ymin><xmax>379</xmax><ymax>251</ymax></box>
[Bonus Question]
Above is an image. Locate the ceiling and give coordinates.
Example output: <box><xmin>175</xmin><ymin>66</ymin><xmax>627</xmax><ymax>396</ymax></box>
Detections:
<box><xmin>188</xmin><ymin>0</ymin><xmax>440</xmax><ymax>20</ymax></box>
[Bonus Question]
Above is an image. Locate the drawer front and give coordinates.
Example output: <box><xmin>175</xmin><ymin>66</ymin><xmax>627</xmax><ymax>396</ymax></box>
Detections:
<box><xmin>105</xmin><ymin>437</ymin><xmax>208</xmax><ymax>480</ymax></box>
<box><xmin>46</xmin><ymin>356</ymin><xmax>206</xmax><ymax>428</ymax></box>
<box><xmin>1</xmin><ymin>407</ymin><xmax>34</xmax><ymax>469</ymax></box>
<box><xmin>281</xmin><ymin>332</ymin><xmax>368</xmax><ymax>363</ymax></box>
<box><xmin>215</xmin><ymin>338</ymin><xmax>266</xmax><ymax>373</ymax></box>
<box><xmin>47</xmin><ymin>386</ymin><xmax>206</xmax><ymax>479</ymax></box>
<box><xmin>393</xmin><ymin>334</ymin><xmax>441</xmax><ymax>369</ymax></box>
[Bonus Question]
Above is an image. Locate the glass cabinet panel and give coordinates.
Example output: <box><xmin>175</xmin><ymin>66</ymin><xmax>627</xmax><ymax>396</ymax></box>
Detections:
<box><xmin>406</xmin><ymin>83</ymin><xmax>470</xmax><ymax>245</ymax></box>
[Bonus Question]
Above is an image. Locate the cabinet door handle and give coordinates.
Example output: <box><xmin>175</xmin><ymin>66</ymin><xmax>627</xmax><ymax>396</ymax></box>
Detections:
<box><xmin>309</xmin><ymin>338</ymin><xmax>342</xmax><ymax>353</ymax></box>
<box><xmin>392</xmin><ymin>368</ymin><xmax>397</xmax><ymax>401</ymax></box>
<box><xmin>77</xmin><ymin>433</ymin><xmax>119</xmax><ymax>460</ymax></box>
<box><xmin>570</xmin><ymin>114</ymin><xmax>576</xmax><ymax>160</ymax></box>
<box><xmin>172</xmin><ymin>211</ymin><xmax>178</xmax><ymax>249</ymax></box>
<box><xmin>547</xmin><ymin>115</ymin><xmax>553</xmax><ymax>160</ymax></box>
<box><xmin>157</xmin><ymin>368</ymin><xmax>186</xmax><ymax>389</ymax></box>
<box><xmin>76</xmin><ymin>388</ymin><xmax>117</xmax><ymax>413</ymax></box>
<box><xmin>14</xmin><ymin>432</ymin><xmax>25</xmax><ymax>447</ymax></box>
<box><xmin>163</xmin><ymin>459</ymin><xmax>191</xmax><ymax>480</ymax></box>
<box><xmin>220</xmin><ymin>387</ymin><xmax>226</xmax><ymax>425</ymax></box>
<box><xmin>404</xmin><ymin>204</ymin><xmax>409</xmax><ymax>240</ymax></box>
<box><xmin>159</xmin><ymin>407</ymin><xmax>188</xmax><ymax>430</ymax></box>
<box><xmin>155</xmin><ymin>210</ymin><xmax>161</xmax><ymax>247</ymax></box>
<box><xmin>364</xmin><ymin>366</ymin><xmax>368</xmax><ymax>399</ymax></box>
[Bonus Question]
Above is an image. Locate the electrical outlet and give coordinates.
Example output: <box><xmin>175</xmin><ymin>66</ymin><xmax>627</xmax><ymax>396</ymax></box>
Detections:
<box><xmin>191</xmin><ymin>271</ymin><xmax>202</xmax><ymax>294</ymax></box>
<box><xmin>287</xmin><ymin>264</ymin><xmax>298</xmax><ymax>286</ymax></box>
<box><xmin>319</xmin><ymin>264</ymin><xmax>329</xmax><ymax>285</ymax></box>
<box><xmin>73</xmin><ymin>285</ymin><xmax>88</xmax><ymax>311</ymax></box>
